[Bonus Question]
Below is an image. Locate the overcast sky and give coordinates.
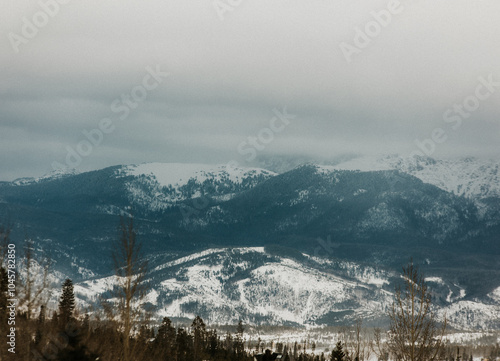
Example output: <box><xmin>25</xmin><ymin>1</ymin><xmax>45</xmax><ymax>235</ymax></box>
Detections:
<box><xmin>1</xmin><ymin>0</ymin><xmax>499</xmax><ymax>181</ymax></box>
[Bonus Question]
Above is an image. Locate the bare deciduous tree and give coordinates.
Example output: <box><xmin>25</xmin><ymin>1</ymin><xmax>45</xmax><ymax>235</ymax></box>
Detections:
<box><xmin>371</xmin><ymin>327</ymin><xmax>389</xmax><ymax>361</ymax></box>
<box><xmin>388</xmin><ymin>261</ymin><xmax>446</xmax><ymax>361</ymax></box>
<box><xmin>19</xmin><ymin>236</ymin><xmax>52</xmax><ymax>361</ymax></box>
<box><xmin>340</xmin><ymin>319</ymin><xmax>372</xmax><ymax>361</ymax></box>
<box><xmin>0</xmin><ymin>223</ymin><xmax>11</xmax><ymax>260</ymax></box>
<box><xmin>109</xmin><ymin>216</ymin><xmax>148</xmax><ymax>361</ymax></box>
<box><xmin>20</xmin><ymin>237</ymin><xmax>51</xmax><ymax>321</ymax></box>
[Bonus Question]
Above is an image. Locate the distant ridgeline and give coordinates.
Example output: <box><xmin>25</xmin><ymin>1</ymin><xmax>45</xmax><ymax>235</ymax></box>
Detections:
<box><xmin>1</xmin><ymin>156</ymin><xmax>500</xmax><ymax>329</ymax></box>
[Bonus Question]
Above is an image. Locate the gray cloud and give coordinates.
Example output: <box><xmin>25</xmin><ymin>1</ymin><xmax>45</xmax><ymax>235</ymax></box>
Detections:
<box><xmin>1</xmin><ymin>0</ymin><xmax>499</xmax><ymax>180</ymax></box>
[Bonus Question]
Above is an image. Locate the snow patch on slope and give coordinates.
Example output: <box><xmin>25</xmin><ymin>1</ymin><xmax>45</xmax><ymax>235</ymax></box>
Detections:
<box><xmin>426</xmin><ymin>277</ymin><xmax>446</xmax><ymax>285</ymax></box>
<box><xmin>488</xmin><ymin>286</ymin><xmax>500</xmax><ymax>303</ymax></box>
<box><xmin>153</xmin><ymin>248</ymin><xmax>227</xmax><ymax>272</ymax></box>
<box><xmin>439</xmin><ymin>301</ymin><xmax>500</xmax><ymax>331</ymax></box>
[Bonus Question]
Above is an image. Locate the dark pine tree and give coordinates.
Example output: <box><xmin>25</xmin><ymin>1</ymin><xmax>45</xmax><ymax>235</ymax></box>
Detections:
<box><xmin>192</xmin><ymin>316</ymin><xmax>207</xmax><ymax>361</ymax></box>
<box><xmin>331</xmin><ymin>341</ymin><xmax>346</xmax><ymax>361</ymax></box>
<box><xmin>54</xmin><ymin>279</ymin><xmax>99</xmax><ymax>361</ymax></box>
<box><xmin>234</xmin><ymin>320</ymin><xmax>245</xmax><ymax>360</ymax></box>
<box><xmin>58</xmin><ymin>279</ymin><xmax>76</xmax><ymax>327</ymax></box>
<box><xmin>207</xmin><ymin>329</ymin><xmax>220</xmax><ymax>358</ymax></box>
<box><xmin>176</xmin><ymin>328</ymin><xmax>192</xmax><ymax>361</ymax></box>
<box><xmin>153</xmin><ymin>317</ymin><xmax>177</xmax><ymax>360</ymax></box>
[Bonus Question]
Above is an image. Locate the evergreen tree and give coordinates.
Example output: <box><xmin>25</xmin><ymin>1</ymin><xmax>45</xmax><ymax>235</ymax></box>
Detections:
<box><xmin>58</xmin><ymin>279</ymin><xmax>75</xmax><ymax>326</ymax></box>
<box><xmin>234</xmin><ymin>320</ymin><xmax>245</xmax><ymax>359</ymax></box>
<box><xmin>192</xmin><ymin>316</ymin><xmax>207</xmax><ymax>361</ymax></box>
<box><xmin>331</xmin><ymin>341</ymin><xmax>346</xmax><ymax>361</ymax></box>
<box><xmin>38</xmin><ymin>305</ymin><xmax>46</xmax><ymax>324</ymax></box>
<box><xmin>154</xmin><ymin>316</ymin><xmax>177</xmax><ymax>360</ymax></box>
<box><xmin>176</xmin><ymin>328</ymin><xmax>192</xmax><ymax>361</ymax></box>
<box><xmin>207</xmin><ymin>329</ymin><xmax>219</xmax><ymax>358</ymax></box>
<box><xmin>224</xmin><ymin>331</ymin><xmax>234</xmax><ymax>355</ymax></box>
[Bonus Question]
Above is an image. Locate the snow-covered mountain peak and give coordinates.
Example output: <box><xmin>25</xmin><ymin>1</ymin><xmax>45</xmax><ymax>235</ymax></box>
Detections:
<box><xmin>123</xmin><ymin>162</ymin><xmax>276</xmax><ymax>188</ymax></box>
<box><xmin>12</xmin><ymin>168</ymin><xmax>79</xmax><ymax>186</ymax></box>
<box><xmin>331</xmin><ymin>155</ymin><xmax>500</xmax><ymax>199</ymax></box>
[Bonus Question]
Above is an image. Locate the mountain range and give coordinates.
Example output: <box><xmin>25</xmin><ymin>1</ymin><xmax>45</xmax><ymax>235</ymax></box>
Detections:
<box><xmin>1</xmin><ymin>155</ymin><xmax>499</xmax><ymax>330</ymax></box>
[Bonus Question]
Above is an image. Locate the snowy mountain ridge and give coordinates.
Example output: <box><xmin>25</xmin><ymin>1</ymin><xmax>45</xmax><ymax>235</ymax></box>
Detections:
<box><xmin>9</xmin><ymin>156</ymin><xmax>499</xmax><ymax>201</ymax></box>
<box><xmin>71</xmin><ymin>247</ymin><xmax>500</xmax><ymax>330</ymax></box>
<box><xmin>329</xmin><ymin>155</ymin><xmax>500</xmax><ymax>199</ymax></box>
<box><xmin>12</xmin><ymin>168</ymin><xmax>79</xmax><ymax>186</ymax></box>
<box><xmin>115</xmin><ymin>163</ymin><xmax>276</xmax><ymax>212</ymax></box>
<box><xmin>123</xmin><ymin>163</ymin><xmax>276</xmax><ymax>189</ymax></box>
<box><xmin>74</xmin><ymin>247</ymin><xmax>394</xmax><ymax>326</ymax></box>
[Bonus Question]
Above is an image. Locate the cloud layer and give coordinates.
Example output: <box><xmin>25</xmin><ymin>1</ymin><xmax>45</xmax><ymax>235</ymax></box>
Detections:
<box><xmin>1</xmin><ymin>0</ymin><xmax>499</xmax><ymax>180</ymax></box>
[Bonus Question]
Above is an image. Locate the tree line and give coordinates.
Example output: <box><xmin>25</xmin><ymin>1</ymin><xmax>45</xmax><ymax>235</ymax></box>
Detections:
<box><xmin>0</xmin><ymin>218</ymin><xmax>484</xmax><ymax>361</ymax></box>
<box><xmin>0</xmin><ymin>219</ymin><xmax>256</xmax><ymax>361</ymax></box>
